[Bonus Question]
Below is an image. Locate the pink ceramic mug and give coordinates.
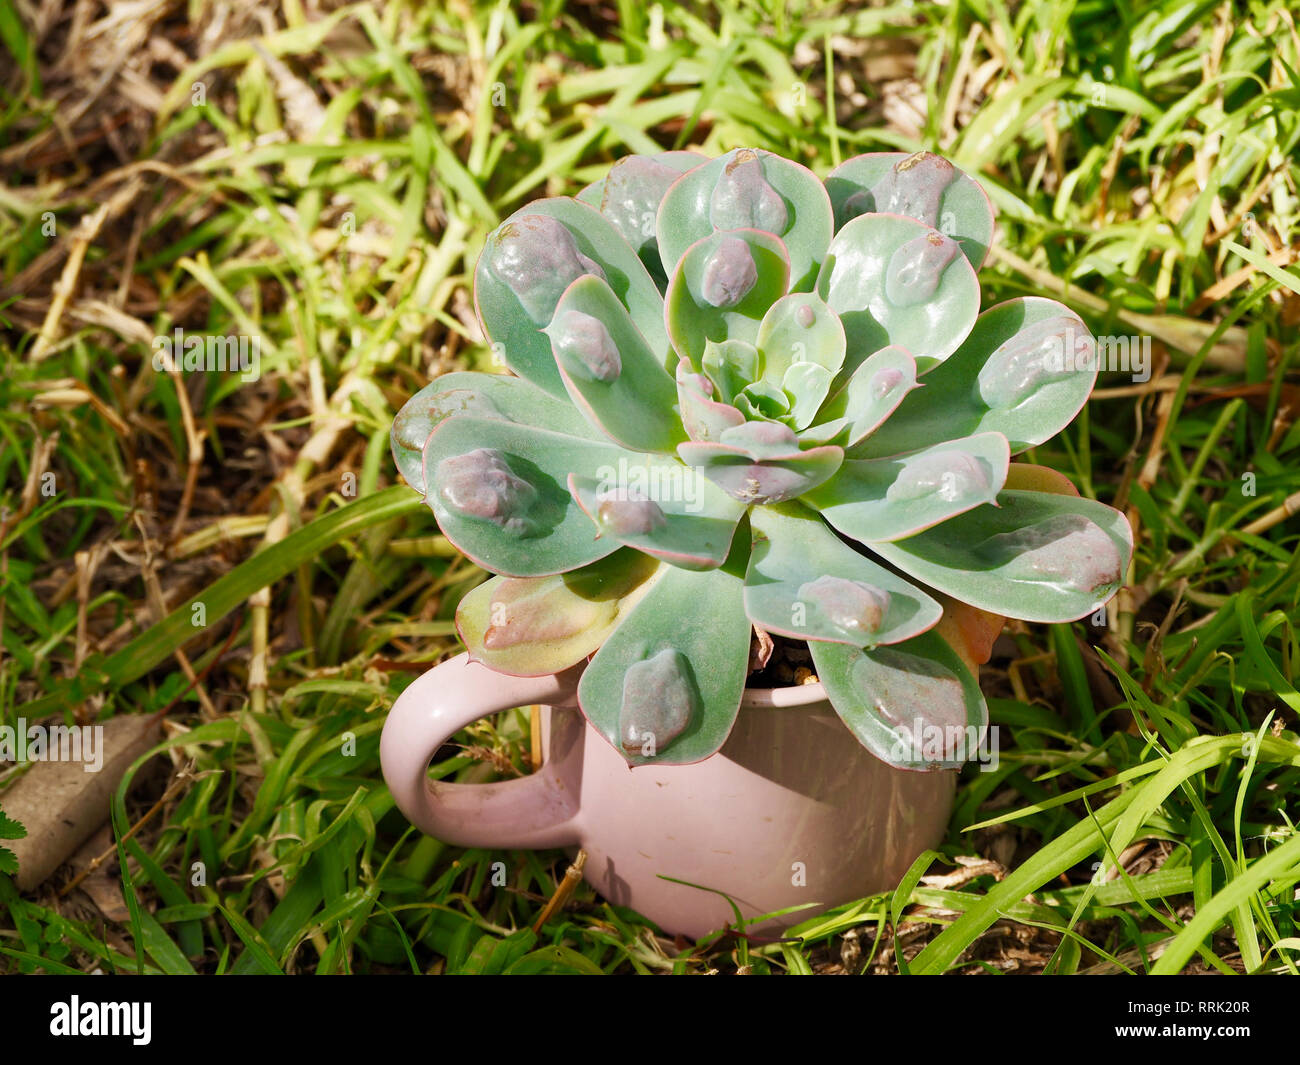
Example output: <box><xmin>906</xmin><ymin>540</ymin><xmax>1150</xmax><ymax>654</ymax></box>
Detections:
<box><xmin>380</xmin><ymin>652</ymin><xmax>957</xmax><ymax>938</ymax></box>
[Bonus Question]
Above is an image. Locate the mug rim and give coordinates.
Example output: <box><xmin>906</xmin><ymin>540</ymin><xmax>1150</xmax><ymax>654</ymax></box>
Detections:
<box><xmin>740</xmin><ymin>679</ymin><xmax>828</xmax><ymax>709</ymax></box>
<box><xmin>458</xmin><ymin>653</ymin><xmax>833</xmax><ymax>710</ymax></box>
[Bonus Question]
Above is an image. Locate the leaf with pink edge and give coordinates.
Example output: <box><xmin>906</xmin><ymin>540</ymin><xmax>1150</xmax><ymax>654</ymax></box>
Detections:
<box><xmin>679</xmin><ymin>422</ymin><xmax>844</xmax><ymax>504</ymax></box>
<box><xmin>816</xmin><ymin>213</ymin><xmax>980</xmax><ymax>377</ymax></box>
<box><xmin>422</xmin><ymin>415</ymin><xmax>642</xmax><ymax>576</ymax></box>
<box><xmin>745</xmin><ymin>503</ymin><xmax>941</xmax><ymax>648</ymax></box>
<box><xmin>544</xmin><ymin>275</ymin><xmax>685</xmax><ymax>453</ymax></box>
<box><xmin>868</xmin><ymin>489</ymin><xmax>1134</xmax><ymax>623</ymax></box>
<box><xmin>577</xmin><ymin>151</ymin><xmax>708</xmax><ymax>287</ymax></box>
<box><xmin>802</xmin><ymin>346</ymin><xmax>919</xmax><ymax>447</ymax></box>
<box><xmin>475</xmin><ymin>198</ymin><xmax>668</xmax><ymax>397</ymax></box>
<box><xmin>803</xmin><ymin>432</ymin><xmax>1010</xmax><ymax>543</ymax></box>
<box><xmin>825</xmin><ymin>151</ymin><xmax>995</xmax><ymax>269</ymax></box>
<box><xmin>577</xmin><ymin>556</ymin><xmax>751</xmax><ymax>767</ymax></box>
<box><xmin>655</xmin><ymin>147</ymin><xmax>833</xmax><ymax>289</ymax></box>
<box><xmin>853</xmin><ymin>298</ymin><xmax>1098</xmax><ymax>458</ymax></box>
<box><xmin>391</xmin><ymin>371</ymin><xmax>600</xmax><ymax>494</ymax></box>
<box><xmin>665</xmin><ymin>228</ymin><xmax>791</xmax><ymax>368</ymax></box>
<box><xmin>675</xmin><ymin>357</ymin><xmax>746</xmax><ymax>443</ymax></box>
<box><xmin>456</xmin><ymin>550</ymin><xmax>662</xmax><ymax>676</ymax></box>
<box><xmin>567</xmin><ymin>456</ymin><xmax>746</xmax><ymax>570</ymax></box>
<box><xmin>811</xmin><ymin>629</ymin><xmax>988</xmax><ymax>770</ymax></box>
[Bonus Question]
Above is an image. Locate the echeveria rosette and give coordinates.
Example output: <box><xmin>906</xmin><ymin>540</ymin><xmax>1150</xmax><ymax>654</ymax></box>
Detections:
<box><xmin>392</xmin><ymin>147</ymin><xmax>1133</xmax><ymax>772</ymax></box>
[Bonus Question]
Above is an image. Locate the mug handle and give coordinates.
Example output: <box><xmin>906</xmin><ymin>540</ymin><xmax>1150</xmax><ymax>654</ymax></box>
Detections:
<box><xmin>380</xmin><ymin>652</ymin><xmax>585</xmax><ymax>849</ymax></box>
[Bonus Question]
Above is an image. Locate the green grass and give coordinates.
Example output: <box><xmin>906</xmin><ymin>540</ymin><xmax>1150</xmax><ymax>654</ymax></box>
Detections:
<box><xmin>1</xmin><ymin>0</ymin><xmax>1298</xmax><ymax>974</ymax></box>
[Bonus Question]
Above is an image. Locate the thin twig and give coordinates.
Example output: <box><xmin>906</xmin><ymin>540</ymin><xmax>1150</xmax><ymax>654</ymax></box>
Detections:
<box><xmin>30</xmin><ymin>203</ymin><xmax>109</xmax><ymax>361</ymax></box>
<box><xmin>58</xmin><ymin>771</ymin><xmax>193</xmax><ymax>897</ymax></box>
<box><xmin>528</xmin><ymin>706</ymin><xmax>543</xmax><ymax>772</ymax></box>
<box><xmin>532</xmin><ymin>850</ymin><xmax>588</xmax><ymax>934</ymax></box>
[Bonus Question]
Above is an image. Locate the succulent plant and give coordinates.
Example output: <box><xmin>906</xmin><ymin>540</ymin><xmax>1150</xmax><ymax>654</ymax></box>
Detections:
<box><xmin>392</xmin><ymin>148</ymin><xmax>1133</xmax><ymax>771</ymax></box>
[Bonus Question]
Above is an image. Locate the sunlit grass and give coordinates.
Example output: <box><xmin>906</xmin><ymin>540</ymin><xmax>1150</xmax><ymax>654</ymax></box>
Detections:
<box><xmin>1</xmin><ymin>0</ymin><xmax>1298</xmax><ymax>974</ymax></box>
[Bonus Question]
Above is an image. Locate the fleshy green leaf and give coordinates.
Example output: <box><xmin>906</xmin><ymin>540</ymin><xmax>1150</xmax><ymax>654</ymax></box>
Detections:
<box><xmin>679</xmin><ymin>422</ymin><xmax>843</xmax><ymax>504</ymax></box>
<box><xmin>456</xmin><ymin>551</ymin><xmax>662</xmax><ymax>676</ymax></box>
<box><xmin>734</xmin><ymin>378</ymin><xmax>791</xmax><ymax>422</ymax></box>
<box><xmin>475</xmin><ymin>198</ymin><xmax>668</xmax><ymax>397</ymax></box>
<box><xmin>869</xmin><ymin>489</ymin><xmax>1134</xmax><ymax>623</ymax></box>
<box><xmin>701</xmin><ymin>338</ymin><xmax>762</xmax><ymax>404</ymax></box>
<box><xmin>422</xmin><ymin>415</ymin><xmax>641</xmax><ymax>576</ymax></box>
<box><xmin>803</xmin><ymin>432</ymin><xmax>1010</xmax><ymax>543</ymax></box>
<box><xmin>817</xmin><ymin>214</ymin><xmax>980</xmax><ymax>376</ymax></box>
<box><xmin>810</xmin><ymin>628</ymin><xmax>987</xmax><ymax>770</ymax></box>
<box><xmin>855</xmin><ymin>298</ymin><xmax>1097</xmax><ymax>458</ymax></box>
<box><xmin>825</xmin><ymin>151</ymin><xmax>995</xmax><ymax>268</ymax></box>
<box><xmin>782</xmin><ymin>361</ymin><xmax>835</xmax><ymax>430</ymax></box>
<box><xmin>676</xmin><ymin>357</ymin><xmax>746</xmax><ymax>442</ymax></box>
<box><xmin>544</xmin><ymin>275</ymin><xmax>686</xmax><ymax>453</ymax></box>
<box><xmin>803</xmin><ymin>345</ymin><xmax>918</xmax><ymax>446</ymax></box>
<box><xmin>755</xmin><ymin>292</ymin><xmax>846</xmax><ymax>383</ymax></box>
<box><xmin>655</xmin><ymin>147</ymin><xmax>833</xmax><ymax>289</ymax></box>
<box><xmin>577</xmin><ymin>558</ymin><xmax>751</xmax><ymax>766</ymax></box>
<box><xmin>577</xmin><ymin>151</ymin><xmax>707</xmax><ymax>286</ymax></box>
<box><xmin>665</xmin><ymin>228</ymin><xmax>791</xmax><ymax>367</ymax></box>
<box><xmin>745</xmin><ymin>503</ymin><xmax>942</xmax><ymax>648</ymax></box>
<box><xmin>391</xmin><ymin>372</ymin><xmax>598</xmax><ymax>494</ymax></box>
<box><xmin>567</xmin><ymin>455</ymin><xmax>746</xmax><ymax>570</ymax></box>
